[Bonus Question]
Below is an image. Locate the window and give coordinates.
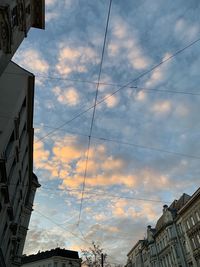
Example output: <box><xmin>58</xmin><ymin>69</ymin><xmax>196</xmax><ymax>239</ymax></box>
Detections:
<box><xmin>191</xmin><ymin>216</ymin><xmax>195</xmax><ymax>226</ymax></box>
<box><xmin>191</xmin><ymin>238</ymin><xmax>196</xmax><ymax>249</ymax></box>
<box><xmin>186</xmin><ymin>220</ymin><xmax>191</xmax><ymax>229</ymax></box>
<box><xmin>8</xmin><ymin>159</ymin><xmax>16</xmax><ymax>182</ymax></box>
<box><xmin>1</xmin><ymin>222</ymin><xmax>8</xmax><ymax>241</ymax></box>
<box><xmin>197</xmin><ymin>235</ymin><xmax>200</xmax><ymax>244</ymax></box>
<box><xmin>22</xmin><ymin>146</ymin><xmax>28</xmax><ymax>169</ymax></box>
<box><xmin>26</xmin><ymin>4</ymin><xmax>31</xmax><ymax>14</ymax></box>
<box><xmin>19</xmin><ymin>123</ymin><xmax>27</xmax><ymax>147</ymax></box>
<box><xmin>54</xmin><ymin>263</ymin><xmax>58</xmax><ymax>267</ymax></box>
<box><xmin>196</xmin><ymin>211</ymin><xmax>200</xmax><ymax>221</ymax></box>
<box><xmin>5</xmin><ymin>131</ymin><xmax>15</xmax><ymax>158</ymax></box>
<box><xmin>62</xmin><ymin>264</ymin><xmax>66</xmax><ymax>267</ymax></box>
<box><xmin>19</xmin><ymin>98</ymin><xmax>26</xmax><ymax>120</ymax></box>
<box><xmin>12</xmin><ymin>6</ymin><xmax>18</xmax><ymax>27</ymax></box>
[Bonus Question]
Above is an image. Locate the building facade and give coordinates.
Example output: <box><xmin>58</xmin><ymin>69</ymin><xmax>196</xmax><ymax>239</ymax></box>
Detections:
<box><xmin>125</xmin><ymin>187</ymin><xmax>200</xmax><ymax>267</ymax></box>
<box><xmin>126</xmin><ymin>240</ymin><xmax>145</xmax><ymax>267</ymax></box>
<box><xmin>0</xmin><ymin>0</ymin><xmax>45</xmax><ymax>76</ymax></box>
<box><xmin>177</xmin><ymin>188</ymin><xmax>200</xmax><ymax>267</ymax></box>
<box><xmin>0</xmin><ymin>61</ymin><xmax>40</xmax><ymax>267</ymax></box>
<box><xmin>21</xmin><ymin>248</ymin><xmax>82</xmax><ymax>267</ymax></box>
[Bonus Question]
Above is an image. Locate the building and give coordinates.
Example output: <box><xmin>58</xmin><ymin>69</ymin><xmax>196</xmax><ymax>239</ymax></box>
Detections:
<box><xmin>125</xmin><ymin>187</ymin><xmax>200</xmax><ymax>267</ymax></box>
<box><xmin>0</xmin><ymin>61</ymin><xmax>40</xmax><ymax>267</ymax></box>
<box><xmin>126</xmin><ymin>240</ymin><xmax>145</xmax><ymax>267</ymax></box>
<box><xmin>177</xmin><ymin>188</ymin><xmax>200</xmax><ymax>267</ymax></box>
<box><xmin>21</xmin><ymin>248</ymin><xmax>82</xmax><ymax>267</ymax></box>
<box><xmin>0</xmin><ymin>0</ymin><xmax>45</xmax><ymax>76</ymax></box>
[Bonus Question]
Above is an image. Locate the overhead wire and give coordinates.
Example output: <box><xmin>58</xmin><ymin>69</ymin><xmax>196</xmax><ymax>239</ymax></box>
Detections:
<box><xmin>40</xmin><ymin>185</ymin><xmax>171</xmax><ymax>204</ymax></box>
<box><xmin>33</xmin><ymin>124</ymin><xmax>200</xmax><ymax>160</ymax></box>
<box><xmin>1</xmin><ymin>83</ymin><xmax>200</xmax><ymax>123</ymax></box>
<box><xmin>77</xmin><ymin>0</ymin><xmax>113</xmax><ymax>226</ymax></box>
<box><xmin>34</xmin><ymin>35</ymin><xmax>200</xmax><ymax>144</ymax></box>
<box><xmin>34</xmin><ymin>209</ymin><xmax>91</xmax><ymax>245</ymax></box>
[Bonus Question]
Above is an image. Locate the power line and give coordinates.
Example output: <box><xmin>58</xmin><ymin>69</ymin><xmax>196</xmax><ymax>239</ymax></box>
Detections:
<box><xmin>78</xmin><ymin>0</ymin><xmax>113</xmax><ymax>226</ymax></box>
<box><xmin>93</xmin><ymin>136</ymin><xmax>200</xmax><ymax>160</ymax></box>
<box><xmin>136</xmin><ymin>86</ymin><xmax>200</xmax><ymax>96</ymax></box>
<box><xmin>1</xmin><ymin>84</ymin><xmax>200</xmax><ymax>123</ymax></box>
<box><xmin>34</xmin><ymin>36</ymin><xmax>200</xmax><ymax>144</ymax></box>
<box><xmin>41</xmin><ymin>185</ymin><xmax>170</xmax><ymax>204</ymax></box>
<box><xmin>4</xmin><ymin>71</ymin><xmax>137</xmax><ymax>89</ymax></box>
<box><xmin>34</xmin><ymin>209</ymin><xmax>91</xmax><ymax>245</ymax></box>
<box><xmin>34</xmin><ymin>124</ymin><xmax>200</xmax><ymax>161</ymax></box>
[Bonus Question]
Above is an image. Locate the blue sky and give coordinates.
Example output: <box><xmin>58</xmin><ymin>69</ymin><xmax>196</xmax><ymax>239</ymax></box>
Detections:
<box><xmin>14</xmin><ymin>0</ymin><xmax>200</xmax><ymax>264</ymax></box>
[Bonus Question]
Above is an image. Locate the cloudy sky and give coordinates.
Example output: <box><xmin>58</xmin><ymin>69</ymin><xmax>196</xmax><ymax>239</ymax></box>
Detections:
<box><xmin>14</xmin><ymin>0</ymin><xmax>200</xmax><ymax>264</ymax></box>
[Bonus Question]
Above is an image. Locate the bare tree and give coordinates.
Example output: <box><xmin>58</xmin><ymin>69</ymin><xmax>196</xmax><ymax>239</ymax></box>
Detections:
<box><xmin>81</xmin><ymin>241</ymin><xmax>116</xmax><ymax>267</ymax></box>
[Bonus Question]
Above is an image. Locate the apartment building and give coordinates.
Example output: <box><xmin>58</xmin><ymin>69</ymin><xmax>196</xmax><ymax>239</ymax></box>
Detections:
<box><xmin>126</xmin><ymin>240</ymin><xmax>144</xmax><ymax>267</ymax></box>
<box><xmin>177</xmin><ymin>188</ymin><xmax>200</xmax><ymax>267</ymax></box>
<box><xmin>0</xmin><ymin>0</ymin><xmax>45</xmax><ymax>76</ymax></box>
<box><xmin>0</xmin><ymin>61</ymin><xmax>40</xmax><ymax>267</ymax></box>
<box><xmin>21</xmin><ymin>248</ymin><xmax>82</xmax><ymax>267</ymax></box>
<box><xmin>125</xmin><ymin>187</ymin><xmax>200</xmax><ymax>267</ymax></box>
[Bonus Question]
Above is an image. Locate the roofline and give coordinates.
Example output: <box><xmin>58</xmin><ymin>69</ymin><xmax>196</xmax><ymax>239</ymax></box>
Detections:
<box><xmin>127</xmin><ymin>240</ymin><xmax>144</xmax><ymax>256</ymax></box>
<box><xmin>178</xmin><ymin>187</ymin><xmax>200</xmax><ymax>215</ymax></box>
<box><xmin>10</xmin><ymin>61</ymin><xmax>34</xmax><ymax>77</ymax></box>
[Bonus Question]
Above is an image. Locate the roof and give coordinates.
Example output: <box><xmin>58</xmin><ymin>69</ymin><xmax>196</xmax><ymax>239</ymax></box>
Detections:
<box><xmin>127</xmin><ymin>240</ymin><xmax>145</xmax><ymax>257</ymax></box>
<box><xmin>170</xmin><ymin>193</ymin><xmax>191</xmax><ymax>211</ymax></box>
<box><xmin>155</xmin><ymin>193</ymin><xmax>191</xmax><ymax>233</ymax></box>
<box><xmin>22</xmin><ymin>248</ymin><xmax>80</xmax><ymax>264</ymax></box>
<box><xmin>178</xmin><ymin>187</ymin><xmax>200</xmax><ymax>215</ymax></box>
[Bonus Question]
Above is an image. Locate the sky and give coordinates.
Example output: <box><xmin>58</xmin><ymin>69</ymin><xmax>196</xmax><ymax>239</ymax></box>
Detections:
<box><xmin>13</xmin><ymin>0</ymin><xmax>200</xmax><ymax>265</ymax></box>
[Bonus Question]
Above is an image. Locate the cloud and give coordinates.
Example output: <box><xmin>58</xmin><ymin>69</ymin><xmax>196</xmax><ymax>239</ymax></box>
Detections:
<box><xmin>14</xmin><ymin>48</ymin><xmax>49</xmax><ymax>73</ymax></box>
<box><xmin>151</xmin><ymin>100</ymin><xmax>172</xmax><ymax>114</ymax></box>
<box><xmin>19</xmin><ymin>0</ymin><xmax>200</xmax><ymax>263</ymax></box>
<box><xmin>53</xmin><ymin>86</ymin><xmax>80</xmax><ymax>106</ymax></box>
<box><xmin>108</xmin><ymin>16</ymin><xmax>150</xmax><ymax>70</ymax></box>
<box><xmin>34</xmin><ymin>136</ymin><xmax>174</xmax><ymax>196</ymax></box>
<box><xmin>104</xmin><ymin>94</ymin><xmax>119</xmax><ymax>108</ymax></box>
<box><xmin>135</xmin><ymin>90</ymin><xmax>147</xmax><ymax>102</ymax></box>
<box><xmin>145</xmin><ymin>53</ymin><xmax>172</xmax><ymax>88</ymax></box>
<box><xmin>46</xmin><ymin>0</ymin><xmax>56</xmax><ymax>6</ymax></box>
<box><xmin>111</xmin><ymin>198</ymin><xmax>160</xmax><ymax>222</ymax></box>
<box><xmin>175</xmin><ymin>18</ymin><xmax>199</xmax><ymax>41</ymax></box>
<box><xmin>34</xmin><ymin>141</ymin><xmax>50</xmax><ymax>169</ymax></box>
<box><xmin>24</xmin><ymin>225</ymin><xmax>66</xmax><ymax>254</ymax></box>
<box><xmin>56</xmin><ymin>45</ymin><xmax>98</xmax><ymax>76</ymax></box>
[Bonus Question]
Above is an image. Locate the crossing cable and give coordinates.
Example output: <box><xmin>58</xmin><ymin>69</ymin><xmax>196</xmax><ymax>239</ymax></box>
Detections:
<box><xmin>33</xmin><ymin>124</ymin><xmax>200</xmax><ymax>161</ymax></box>
<box><xmin>34</xmin><ymin>209</ymin><xmax>91</xmax><ymax>245</ymax></box>
<box><xmin>1</xmin><ymin>82</ymin><xmax>200</xmax><ymax>122</ymax></box>
<box><xmin>34</xmin><ymin>36</ymin><xmax>200</xmax><ymax>144</ymax></box>
<box><xmin>40</xmin><ymin>185</ymin><xmax>171</xmax><ymax>203</ymax></box>
<box><xmin>77</xmin><ymin>0</ymin><xmax>113</xmax><ymax>226</ymax></box>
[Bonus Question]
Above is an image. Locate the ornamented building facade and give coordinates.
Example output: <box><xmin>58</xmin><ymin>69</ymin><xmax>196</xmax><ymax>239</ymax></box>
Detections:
<box><xmin>21</xmin><ymin>248</ymin><xmax>82</xmax><ymax>267</ymax></box>
<box><xmin>0</xmin><ymin>0</ymin><xmax>45</xmax><ymax>76</ymax></box>
<box><xmin>0</xmin><ymin>62</ymin><xmax>40</xmax><ymax>267</ymax></box>
<box><xmin>125</xmin><ymin>187</ymin><xmax>200</xmax><ymax>267</ymax></box>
